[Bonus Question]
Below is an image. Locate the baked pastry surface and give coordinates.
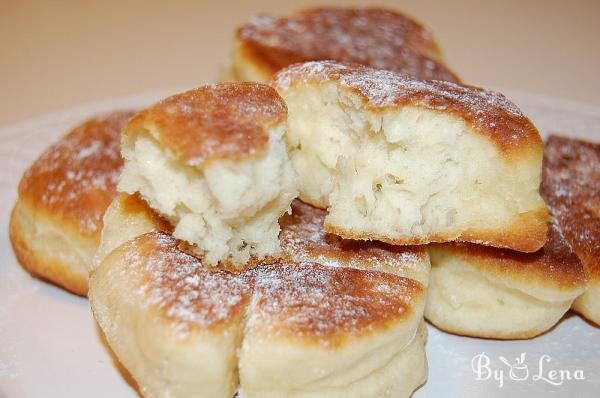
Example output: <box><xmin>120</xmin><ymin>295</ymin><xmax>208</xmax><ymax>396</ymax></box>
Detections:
<box><xmin>274</xmin><ymin>61</ymin><xmax>548</xmax><ymax>252</ymax></box>
<box><xmin>280</xmin><ymin>199</ymin><xmax>430</xmax><ymax>285</ymax></box>
<box><xmin>232</xmin><ymin>7</ymin><xmax>460</xmax><ymax>83</ymax></box>
<box><xmin>543</xmin><ymin>135</ymin><xmax>600</xmax><ymax>325</ymax></box>
<box><xmin>118</xmin><ymin>83</ymin><xmax>298</xmax><ymax>268</ymax></box>
<box><xmin>90</xmin><ymin>194</ymin><xmax>430</xmax><ymax>398</ymax></box>
<box><xmin>9</xmin><ymin>111</ymin><xmax>134</xmax><ymax>295</ymax></box>
<box><xmin>425</xmin><ymin>220</ymin><xmax>586</xmax><ymax>339</ymax></box>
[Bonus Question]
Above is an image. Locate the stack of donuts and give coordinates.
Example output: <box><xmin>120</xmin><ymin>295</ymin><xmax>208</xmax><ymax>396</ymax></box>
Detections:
<box><xmin>9</xmin><ymin>7</ymin><xmax>599</xmax><ymax>398</ymax></box>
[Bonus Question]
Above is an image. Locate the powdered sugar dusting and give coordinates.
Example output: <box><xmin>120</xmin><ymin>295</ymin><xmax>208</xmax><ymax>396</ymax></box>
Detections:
<box><xmin>19</xmin><ymin>111</ymin><xmax>135</xmax><ymax>234</ymax></box>
<box><xmin>542</xmin><ymin>135</ymin><xmax>600</xmax><ymax>277</ymax></box>
<box><xmin>275</xmin><ymin>61</ymin><xmax>539</xmax><ymax>151</ymax></box>
<box><xmin>279</xmin><ymin>200</ymin><xmax>428</xmax><ymax>281</ymax></box>
<box><xmin>248</xmin><ymin>262</ymin><xmax>420</xmax><ymax>345</ymax></box>
<box><xmin>239</xmin><ymin>8</ymin><xmax>459</xmax><ymax>82</ymax></box>
<box><xmin>122</xmin><ymin>231</ymin><xmax>423</xmax><ymax>342</ymax></box>
<box><xmin>142</xmin><ymin>83</ymin><xmax>284</xmax><ymax>168</ymax></box>
<box><xmin>126</xmin><ymin>233</ymin><xmax>252</xmax><ymax>337</ymax></box>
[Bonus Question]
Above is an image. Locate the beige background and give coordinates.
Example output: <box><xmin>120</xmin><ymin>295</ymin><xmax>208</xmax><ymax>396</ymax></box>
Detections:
<box><xmin>2</xmin><ymin>0</ymin><xmax>599</xmax><ymax>126</ymax></box>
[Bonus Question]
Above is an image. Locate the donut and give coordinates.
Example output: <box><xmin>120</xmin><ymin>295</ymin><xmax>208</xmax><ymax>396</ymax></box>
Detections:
<box><xmin>231</xmin><ymin>7</ymin><xmax>460</xmax><ymax>83</ymax></box>
<box><xmin>543</xmin><ymin>135</ymin><xmax>600</xmax><ymax>326</ymax></box>
<box><xmin>117</xmin><ymin>83</ymin><xmax>299</xmax><ymax>268</ymax></box>
<box><xmin>273</xmin><ymin>61</ymin><xmax>548</xmax><ymax>252</ymax></box>
<box><xmin>425</xmin><ymin>220</ymin><xmax>586</xmax><ymax>339</ymax></box>
<box><xmin>89</xmin><ymin>194</ymin><xmax>430</xmax><ymax>397</ymax></box>
<box><xmin>9</xmin><ymin>111</ymin><xmax>134</xmax><ymax>295</ymax></box>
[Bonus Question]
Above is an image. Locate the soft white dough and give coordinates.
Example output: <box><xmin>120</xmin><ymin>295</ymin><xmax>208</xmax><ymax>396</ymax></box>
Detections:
<box><xmin>238</xmin><ymin>291</ymin><xmax>427</xmax><ymax>398</ymax></box>
<box><xmin>118</xmin><ymin>125</ymin><xmax>298</xmax><ymax>266</ymax></box>
<box><xmin>238</xmin><ymin>333</ymin><xmax>427</xmax><ymax>398</ymax></box>
<box><xmin>91</xmin><ymin>195</ymin><xmax>430</xmax><ymax>398</ymax></box>
<box><xmin>279</xmin><ymin>82</ymin><xmax>545</xmax><ymax>244</ymax></box>
<box><xmin>425</xmin><ymin>248</ymin><xmax>579</xmax><ymax>338</ymax></box>
<box><xmin>90</xmin><ymin>243</ymin><xmax>245</xmax><ymax>398</ymax></box>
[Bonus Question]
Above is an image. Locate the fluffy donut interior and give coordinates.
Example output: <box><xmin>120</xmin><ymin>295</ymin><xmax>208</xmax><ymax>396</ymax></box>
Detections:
<box><xmin>281</xmin><ymin>82</ymin><xmax>545</xmax><ymax>242</ymax></box>
<box><xmin>118</xmin><ymin>124</ymin><xmax>298</xmax><ymax>267</ymax></box>
<box><xmin>425</xmin><ymin>247</ymin><xmax>577</xmax><ymax>338</ymax></box>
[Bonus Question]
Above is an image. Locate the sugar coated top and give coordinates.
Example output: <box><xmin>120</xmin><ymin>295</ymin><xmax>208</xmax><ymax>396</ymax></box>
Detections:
<box><xmin>275</xmin><ymin>61</ymin><xmax>542</xmax><ymax>155</ymax></box>
<box><xmin>126</xmin><ymin>83</ymin><xmax>287</xmax><ymax>167</ymax></box>
<box><xmin>238</xmin><ymin>7</ymin><xmax>460</xmax><ymax>82</ymax></box>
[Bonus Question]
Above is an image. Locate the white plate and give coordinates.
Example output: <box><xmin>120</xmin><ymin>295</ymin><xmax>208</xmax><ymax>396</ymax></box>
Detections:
<box><xmin>1</xmin><ymin>89</ymin><xmax>599</xmax><ymax>398</ymax></box>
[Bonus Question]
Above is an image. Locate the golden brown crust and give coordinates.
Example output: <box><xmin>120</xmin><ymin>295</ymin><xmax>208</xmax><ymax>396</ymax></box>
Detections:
<box><xmin>300</xmin><ymin>7</ymin><xmax>442</xmax><ymax>59</ymax></box>
<box><xmin>107</xmin><ymin>231</ymin><xmax>423</xmax><ymax>344</ymax></box>
<box><xmin>274</xmin><ymin>61</ymin><xmax>543</xmax><ymax>157</ymax></box>
<box><xmin>120</xmin><ymin>193</ymin><xmax>173</xmax><ymax>234</ymax></box>
<box><xmin>115</xmin><ymin>232</ymin><xmax>253</xmax><ymax>332</ymax></box>
<box><xmin>432</xmin><ymin>220</ymin><xmax>586</xmax><ymax>293</ymax></box>
<box><xmin>237</xmin><ymin>8</ymin><xmax>460</xmax><ymax>83</ymax></box>
<box><xmin>457</xmin><ymin>208</ymin><xmax>549</xmax><ymax>253</ymax></box>
<box><xmin>325</xmin><ymin>206</ymin><xmax>549</xmax><ymax>253</ymax></box>
<box><xmin>125</xmin><ymin>83</ymin><xmax>287</xmax><ymax>167</ymax></box>
<box><xmin>17</xmin><ymin>111</ymin><xmax>134</xmax><ymax>238</ymax></box>
<box><xmin>9</xmin><ymin>202</ymin><xmax>89</xmax><ymax>296</ymax></box>
<box><xmin>543</xmin><ymin>135</ymin><xmax>600</xmax><ymax>282</ymax></box>
<box><xmin>249</xmin><ymin>262</ymin><xmax>423</xmax><ymax>347</ymax></box>
<box><xmin>11</xmin><ymin>111</ymin><xmax>134</xmax><ymax>296</ymax></box>
<box><xmin>280</xmin><ymin>200</ymin><xmax>428</xmax><ymax>278</ymax></box>
<box><xmin>146</xmin><ymin>197</ymin><xmax>429</xmax><ymax>278</ymax></box>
